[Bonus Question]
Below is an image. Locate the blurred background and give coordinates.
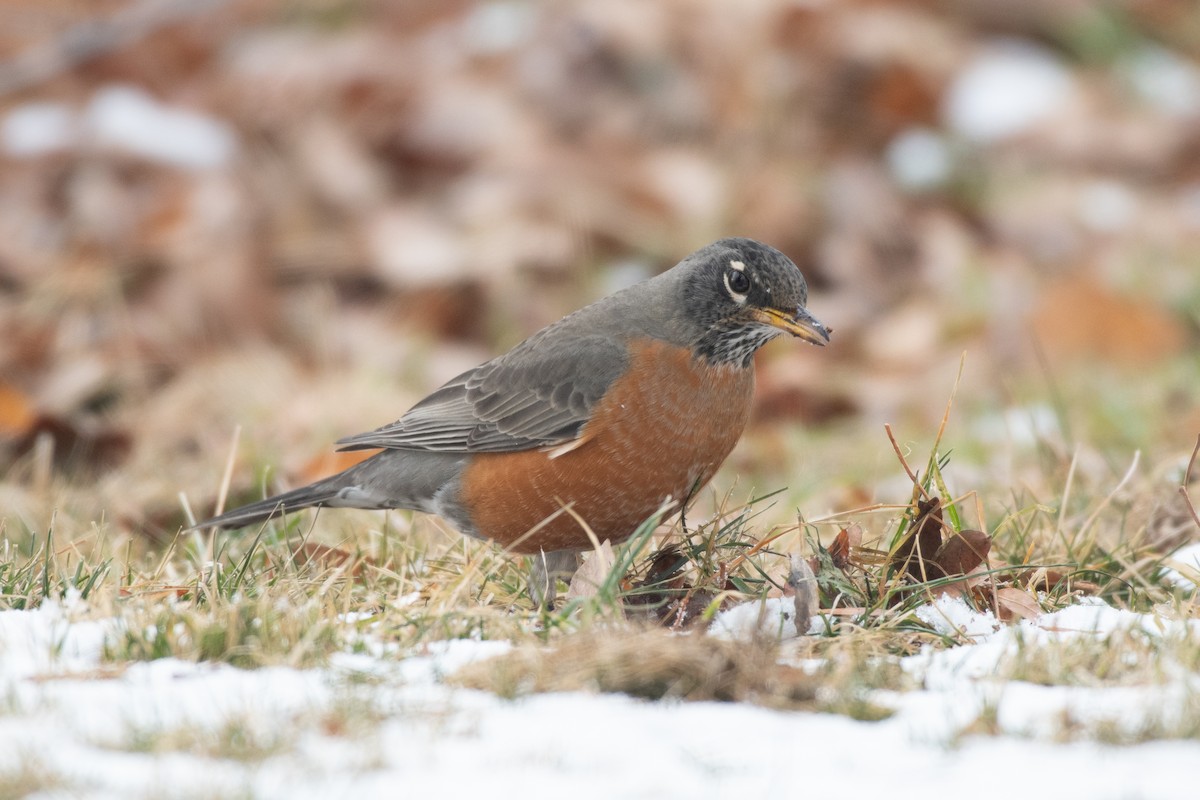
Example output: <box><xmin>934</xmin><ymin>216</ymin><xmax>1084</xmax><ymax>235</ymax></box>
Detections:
<box><xmin>0</xmin><ymin>0</ymin><xmax>1197</xmax><ymax>546</ymax></box>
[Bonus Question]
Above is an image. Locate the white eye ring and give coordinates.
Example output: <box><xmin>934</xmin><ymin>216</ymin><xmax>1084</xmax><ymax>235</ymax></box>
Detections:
<box><xmin>724</xmin><ymin>260</ymin><xmax>749</xmax><ymax>303</ymax></box>
<box><xmin>723</xmin><ymin>272</ymin><xmax>748</xmax><ymax>304</ymax></box>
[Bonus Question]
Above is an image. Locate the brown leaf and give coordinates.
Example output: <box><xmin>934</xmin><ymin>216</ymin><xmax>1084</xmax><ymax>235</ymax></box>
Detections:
<box><xmin>395</xmin><ymin>282</ymin><xmax>490</xmax><ymax>342</ymax></box>
<box><xmin>892</xmin><ymin>497</ymin><xmax>946</xmax><ymax>582</ymax></box>
<box><xmin>1019</xmin><ymin>568</ymin><xmax>1101</xmax><ymax>596</ymax></box>
<box><xmin>0</xmin><ymin>383</ymin><xmax>36</xmax><ymax>437</ymax></box>
<box><xmin>640</xmin><ymin>544</ymin><xmax>689</xmax><ymax>588</ymax></box>
<box><xmin>995</xmin><ymin>587</ymin><xmax>1042</xmax><ymax>622</ymax></box>
<box><xmin>828</xmin><ymin>527</ymin><xmax>851</xmax><ymax>570</ymax></box>
<box><xmin>935</xmin><ymin>563</ymin><xmax>990</xmax><ymax>600</ymax></box>
<box><xmin>931</xmin><ymin>530</ymin><xmax>991</xmax><ymax>577</ymax></box>
<box><xmin>623</xmin><ymin>544</ymin><xmax>690</xmax><ymax>615</ymax></box>
<box><xmin>666</xmin><ymin>590</ymin><xmax>724</xmax><ymax>631</ymax></box>
<box><xmin>867</xmin><ymin>62</ymin><xmax>939</xmax><ymax>131</ymax></box>
<box><xmin>10</xmin><ymin>414</ymin><xmax>132</xmax><ymax>475</ymax></box>
<box><xmin>754</xmin><ymin>349</ymin><xmax>857</xmax><ymax>425</ymax></box>
<box><xmin>753</xmin><ymin>382</ymin><xmax>858</xmax><ymax>424</ymax></box>
<box><xmin>1031</xmin><ymin>276</ymin><xmax>1186</xmax><ymax>366</ymax></box>
<box><xmin>566</xmin><ymin>540</ymin><xmax>617</xmax><ymax>602</ymax></box>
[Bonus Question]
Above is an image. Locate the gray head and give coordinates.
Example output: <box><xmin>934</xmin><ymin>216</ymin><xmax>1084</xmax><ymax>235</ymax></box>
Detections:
<box><xmin>670</xmin><ymin>238</ymin><xmax>830</xmax><ymax>367</ymax></box>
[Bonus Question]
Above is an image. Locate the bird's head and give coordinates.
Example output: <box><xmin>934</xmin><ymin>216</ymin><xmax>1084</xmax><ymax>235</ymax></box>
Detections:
<box><xmin>677</xmin><ymin>238</ymin><xmax>830</xmax><ymax>367</ymax></box>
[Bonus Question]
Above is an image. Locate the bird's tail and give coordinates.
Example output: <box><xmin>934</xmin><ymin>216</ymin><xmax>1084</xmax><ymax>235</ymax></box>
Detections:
<box><xmin>190</xmin><ymin>477</ymin><xmax>344</xmax><ymax>531</ymax></box>
<box><xmin>188</xmin><ymin>449</ymin><xmax>466</xmax><ymax>532</ymax></box>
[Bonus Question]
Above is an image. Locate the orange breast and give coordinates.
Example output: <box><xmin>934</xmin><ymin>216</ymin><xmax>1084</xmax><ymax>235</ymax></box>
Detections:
<box><xmin>457</xmin><ymin>338</ymin><xmax>755</xmax><ymax>553</ymax></box>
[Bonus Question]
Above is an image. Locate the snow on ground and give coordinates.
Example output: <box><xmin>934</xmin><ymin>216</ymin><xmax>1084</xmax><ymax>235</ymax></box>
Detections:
<box><xmin>1</xmin><ymin>84</ymin><xmax>237</xmax><ymax>168</ymax></box>
<box><xmin>1161</xmin><ymin>541</ymin><xmax>1200</xmax><ymax>590</ymax></box>
<box><xmin>942</xmin><ymin>39</ymin><xmax>1076</xmax><ymax>142</ymax></box>
<box><xmin>2</xmin><ymin>596</ymin><xmax>1199</xmax><ymax>799</ymax></box>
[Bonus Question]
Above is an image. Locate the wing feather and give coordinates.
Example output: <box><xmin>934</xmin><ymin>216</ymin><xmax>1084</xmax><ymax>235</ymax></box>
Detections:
<box><xmin>336</xmin><ymin>333</ymin><xmax>628</xmax><ymax>454</ymax></box>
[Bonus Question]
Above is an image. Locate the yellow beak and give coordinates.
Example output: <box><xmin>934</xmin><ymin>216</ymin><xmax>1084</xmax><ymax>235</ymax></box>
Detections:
<box><xmin>749</xmin><ymin>306</ymin><xmax>831</xmax><ymax>346</ymax></box>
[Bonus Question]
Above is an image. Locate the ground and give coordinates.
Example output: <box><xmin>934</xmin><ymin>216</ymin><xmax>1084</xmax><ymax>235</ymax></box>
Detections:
<box><xmin>2</xmin><ymin>2</ymin><xmax>1200</xmax><ymax>798</ymax></box>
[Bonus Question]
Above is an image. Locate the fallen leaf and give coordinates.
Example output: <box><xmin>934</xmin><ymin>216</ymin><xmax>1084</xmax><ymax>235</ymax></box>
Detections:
<box><xmin>0</xmin><ymin>383</ymin><xmax>36</xmax><ymax>437</ymax></box>
<box><xmin>935</xmin><ymin>562</ymin><xmax>990</xmax><ymax>599</ymax></box>
<box><xmin>827</xmin><ymin>525</ymin><xmax>862</xmax><ymax>570</ymax></box>
<box><xmin>623</xmin><ymin>544</ymin><xmax>690</xmax><ymax>615</ymax></box>
<box><xmin>1019</xmin><ymin>567</ymin><xmax>1101</xmax><ymax>595</ymax></box>
<box><xmin>931</xmin><ymin>529</ymin><xmax>991</xmax><ymax>576</ymax></box>
<box><xmin>566</xmin><ymin>540</ymin><xmax>616</xmax><ymax>601</ymax></box>
<box><xmin>753</xmin><ymin>377</ymin><xmax>858</xmax><ymax>424</ymax></box>
<box><xmin>1031</xmin><ymin>276</ymin><xmax>1186</xmax><ymax>366</ymax></box>
<box><xmin>667</xmin><ymin>590</ymin><xmax>725</xmax><ymax>630</ymax></box>
<box><xmin>638</xmin><ymin>544</ymin><xmax>689</xmax><ymax>588</ymax></box>
<box><xmin>892</xmin><ymin>497</ymin><xmax>946</xmax><ymax>582</ymax></box>
<box><xmin>9</xmin><ymin>414</ymin><xmax>132</xmax><ymax>475</ymax></box>
<box><xmin>995</xmin><ymin>587</ymin><xmax>1042</xmax><ymax>622</ymax></box>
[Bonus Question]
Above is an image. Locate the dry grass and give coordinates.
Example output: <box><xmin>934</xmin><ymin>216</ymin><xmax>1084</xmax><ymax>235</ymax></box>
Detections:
<box><xmin>111</xmin><ymin>715</ymin><xmax>298</xmax><ymax>762</ymax></box>
<box><xmin>0</xmin><ymin>755</ymin><xmax>70</xmax><ymax>799</ymax></box>
<box><xmin>450</xmin><ymin>627</ymin><xmax>823</xmax><ymax>709</ymax></box>
<box><xmin>2</xmin><ymin>4</ymin><xmax>1200</xmax><ymax>785</ymax></box>
<box><xmin>1</xmin><ymin>354</ymin><xmax>1198</xmax><ymax>745</ymax></box>
<box><xmin>998</xmin><ymin>624</ymin><xmax>1200</xmax><ymax>688</ymax></box>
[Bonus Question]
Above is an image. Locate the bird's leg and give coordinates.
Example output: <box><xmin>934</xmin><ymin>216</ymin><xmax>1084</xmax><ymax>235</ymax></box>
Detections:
<box><xmin>528</xmin><ymin>548</ymin><xmax>579</xmax><ymax>609</ymax></box>
<box><xmin>680</xmin><ymin>476</ymin><xmax>705</xmax><ymax>537</ymax></box>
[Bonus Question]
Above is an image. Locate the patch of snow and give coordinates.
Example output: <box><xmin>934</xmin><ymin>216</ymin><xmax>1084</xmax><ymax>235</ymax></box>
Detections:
<box><xmin>1123</xmin><ymin>45</ymin><xmax>1200</xmax><ymax>117</ymax></box>
<box><xmin>0</xmin><ymin>102</ymin><xmax>77</xmax><ymax>156</ymax></box>
<box><xmin>1160</xmin><ymin>542</ymin><xmax>1200</xmax><ymax>591</ymax></box>
<box><xmin>0</xmin><ymin>599</ymin><xmax>114</xmax><ymax>679</ymax></box>
<box><xmin>2</xmin><ymin>88</ymin><xmax>237</xmax><ymax>169</ymax></box>
<box><xmin>972</xmin><ymin>403</ymin><xmax>1059</xmax><ymax>447</ymax></box>
<box><xmin>943</xmin><ymin>40</ymin><xmax>1075</xmax><ymax>142</ymax></box>
<box><xmin>1036</xmin><ymin>596</ymin><xmax>1200</xmax><ymax>639</ymax></box>
<box><xmin>463</xmin><ymin>2</ymin><xmax>537</xmax><ymax>55</ymax></box>
<box><xmin>886</xmin><ymin>127</ymin><xmax>952</xmax><ymax>191</ymax></box>
<box><xmin>709</xmin><ymin>597</ymin><xmax>827</xmax><ymax>639</ymax></box>
<box><xmin>394</xmin><ymin>637</ymin><xmax>513</xmax><ymax>683</ymax></box>
<box><xmin>915</xmin><ymin>594</ymin><xmax>1001</xmax><ymax>639</ymax></box>
<box><xmin>4</xmin><ymin>596</ymin><xmax>1200</xmax><ymax>797</ymax></box>
<box><xmin>993</xmin><ymin>680</ymin><xmax>1195</xmax><ymax>740</ymax></box>
<box><xmin>395</xmin><ymin>591</ymin><xmax>423</xmax><ymax>607</ymax></box>
<box><xmin>85</xmin><ymin>85</ymin><xmax>237</xmax><ymax>170</ymax></box>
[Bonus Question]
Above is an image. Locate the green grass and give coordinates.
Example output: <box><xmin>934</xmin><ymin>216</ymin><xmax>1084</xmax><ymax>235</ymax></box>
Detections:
<box><xmin>0</xmin><ymin>527</ymin><xmax>111</xmax><ymax>609</ymax></box>
<box><xmin>1</xmin><ymin>348</ymin><xmax>1198</xmax><ymax>748</ymax></box>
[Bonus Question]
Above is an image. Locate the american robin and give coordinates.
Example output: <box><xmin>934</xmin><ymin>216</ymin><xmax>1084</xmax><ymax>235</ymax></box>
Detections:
<box><xmin>196</xmin><ymin>238</ymin><xmax>828</xmax><ymax>584</ymax></box>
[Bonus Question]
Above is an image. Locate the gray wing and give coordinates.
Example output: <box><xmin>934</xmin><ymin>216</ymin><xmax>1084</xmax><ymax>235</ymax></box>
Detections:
<box><xmin>336</xmin><ymin>332</ymin><xmax>629</xmax><ymax>453</ymax></box>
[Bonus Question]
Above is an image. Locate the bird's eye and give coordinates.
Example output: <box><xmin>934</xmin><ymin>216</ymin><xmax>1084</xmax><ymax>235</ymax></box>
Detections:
<box><xmin>725</xmin><ymin>268</ymin><xmax>750</xmax><ymax>296</ymax></box>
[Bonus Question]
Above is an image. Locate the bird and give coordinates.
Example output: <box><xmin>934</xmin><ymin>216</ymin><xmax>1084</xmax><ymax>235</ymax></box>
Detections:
<box><xmin>194</xmin><ymin>238</ymin><xmax>829</xmax><ymax>598</ymax></box>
